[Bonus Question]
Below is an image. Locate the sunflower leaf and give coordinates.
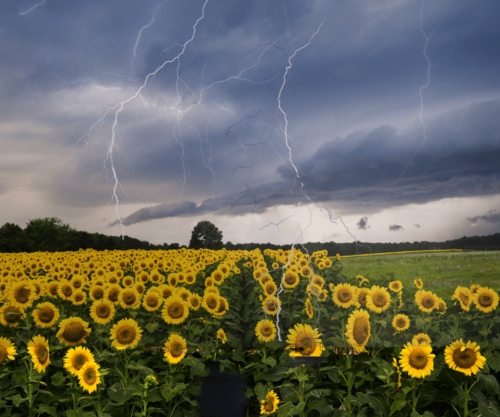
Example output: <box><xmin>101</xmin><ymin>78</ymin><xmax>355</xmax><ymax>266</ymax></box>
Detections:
<box><xmin>480</xmin><ymin>374</ymin><xmax>500</xmax><ymax>396</ymax></box>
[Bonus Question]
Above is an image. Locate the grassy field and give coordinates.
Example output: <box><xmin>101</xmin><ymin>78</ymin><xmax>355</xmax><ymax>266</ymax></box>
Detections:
<box><xmin>339</xmin><ymin>250</ymin><xmax>500</xmax><ymax>299</ymax></box>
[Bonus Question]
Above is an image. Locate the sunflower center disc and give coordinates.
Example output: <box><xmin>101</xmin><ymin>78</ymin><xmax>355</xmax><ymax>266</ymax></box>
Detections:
<box><xmin>397</xmin><ymin>319</ymin><xmax>406</xmax><ymax>328</ymax></box>
<box><xmin>295</xmin><ymin>334</ymin><xmax>316</xmax><ymax>356</ymax></box>
<box><xmin>109</xmin><ymin>290</ymin><xmax>119</xmax><ymax>302</ymax></box>
<box><xmin>147</xmin><ymin>297</ymin><xmax>158</xmax><ymax>307</ymax></box>
<box><xmin>264</xmin><ymin>400</ymin><xmax>274</xmax><ymax>412</ymax></box>
<box><xmin>63</xmin><ymin>286</ymin><xmax>73</xmax><ymax>296</ymax></box>
<box><xmin>459</xmin><ymin>293</ymin><xmax>469</xmax><ymax>305</ymax></box>
<box><xmin>423</xmin><ymin>297</ymin><xmax>434</xmax><ymax>307</ymax></box>
<box><xmin>263</xmin><ymin>326</ymin><xmax>271</xmax><ymax>336</ymax></box>
<box><xmin>339</xmin><ymin>291</ymin><xmax>351</xmax><ymax>302</ymax></box>
<box><xmin>168</xmin><ymin>303</ymin><xmax>184</xmax><ymax>319</ymax></box>
<box><xmin>453</xmin><ymin>347</ymin><xmax>476</xmax><ymax>368</ymax></box>
<box><xmin>75</xmin><ymin>294</ymin><xmax>83</xmax><ymax>302</ymax></box>
<box><xmin>85</xmin><ymin>369</ymin><xmax>97</xmax><ymax>384</ymax></box>
<box><xmin>353</xmin><ymin>318</ymin><xmax>369</xmax><ymax>345</ymax></box>
<box><xmin>285</xmin><ymin>274</ymin><xmax>295</xmax><ymax>285</ymax></box>
<box><xmin>170</xmin><ymin>343</ymin><xmax>182</xmax><ymax>357</ymax></box>
<box><xmin>39</xmin><ymin>307</ymin><xmax>55</xmax><ymax>323</ymax></box>
<box><xmin>374</xmin><ymin>294</ymin><xmax>387</xmax><ymax>307</ymax></box>
<box><xmin>117</xmin><ymin>326</ymin><xmax>136</xmax><ymax>344</ymax></box>
<box><xmin>16</xmin><ymin>287</ymin><xmax>30</xmax><ymax>303</ymax></box>
<box><xmin>63</xmin><ymin>322</ymin><xmax>86</xmax><ymax>342</ymax></box>
<box><xmin>36</xmin><ymin>346</ymin><xmax>48</xmax><ymax>364</ymax></box>
<box><xmin>409</xmin><ymin>349</ymin><xmax>428</xmax><ymax>369</ymax></box>
<box><xmin>74</xmin><ymin>354</ymin><xmax>86</xmax><ymax>369</ymax></box>
<box><xmin>93</xmin><ymin>289</ymin><xmax>103</xmax><ymax>299</ymax></box>
<box><xmin>479</xmin><ymin>295</ymin><xmax>492</xmax><ymax>307</ymax></box>
<box><xmin>0</xmin><ymin>347</ymin><xmax>8</xmax><ymax>365</ymax></box>
<box><xmin>207</xmin><ymin>299</ymin><xmax>217</xmax><ymax>309</ymax></box>
<box><xmin>4</xmin><ymin>307</ymin><xmax>21</xmax><ymax>323</ymax></box>
<box><xmin>123</xmin><ymin>293</ymin><xmax>136</xmax><ymax>305</ymax></box>
<box><xmin>73</xmin><ymin>281</ymin><xmax>82</xmax><ymax>288</ymax></box>
<box><xmin>97</xmin><ymin>306</ymin><xmax>110</xmax><ymax>318</ymax></box>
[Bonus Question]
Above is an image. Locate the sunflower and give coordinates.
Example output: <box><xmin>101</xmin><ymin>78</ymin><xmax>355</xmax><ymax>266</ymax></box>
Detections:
<box><xmin>255</xmin><ymin>319</ymin><xmax>277</xmax><ymax>343</ymax></box>
<box><xmin>436</xmin><ymin>297</ymin><xmax>447</xmax><ymax>313</ymax></box>
<box><xmin>0</xmin><ymin>304</ymin><xmax>25</xmax><ymax>327</ymax></box>
<box><xmin>104</xmin><ymin>284</ymin><xmax>121</xmax><ymax>305</ymax></box>
<box><xmin>305</xmin><ymin>298</ymin><xmax>314</xmax><ymax>319</ymax></box>
<box><xmin>188</xmin><ymin>294</ymin><xmax>202</xmax><ymax>310</ymax></box>
<box><xmin>389</xmin><ymin>281</ymin><xmax>403</xmax><ymax>292</ymax></box>
<box><xmin>415</xmin><ymin>290</ymin><xmax>438</xmax><ymax>313</ymax></box>
<box><xmin>399</xmin><ymin>340</ymin><xmax>435</xmax><ymax>379</ymax></box>
<box><xmin>89</xmin><ymin>285</ymin><xmax>105</xmax><ymax>302</ymax></box>
<box><xmin>162</xmin><ymin>296</ymin><xmax>189</xmax><ymax>325</ymax></box>
<box><xmin>336</xmin><ymin>254</ymin><xmax>341</xmax><ymax>261</ymax></box>
<box><xmin>444</xmin><ymin>339</ymin><xmax>487</xmax><ymax>376</ymax></box>
<box><xmin>78</xmin><ymin>361</ymin><xmax>101</xmax><ymax>394</ymax></box>
<box><xmin>57</xmin><ymin>317</ymin><xmax>92</xmax><ymax>347</ymax></box>
<box><xmin>412</xmin><ymin>333</ymin><xmax>432</xmax><ymax>346</ymax></box>
<box><xmin>47</xmin><ymin>282</ymin><xmax>59</xmax><ymax>298</ymax></box>
<box><xmin>110</xmin><ymin>318</ymin><xmax>143</xmax><ymax>350</ymax></box>
<box><xmin>119</xmin><ymin>288</ymin><xmax>141</xmax><ymax>310</ymax></box>
<box><xmin>470</xmin><ymin>284</ymin><xmax>481</xmax><ymax>295</ymax></box>
<box><xmin>122</xmin><ymin>276</ymin><xmax>135</xmax><ymax>288</ymax></box>
<box><xmin>143</xmin><ymin>292</ymin><xmax>163</xmax><ymax>312</ymax></box>
<box><xmin>64</xmin><ymin>346</ymin><xmax>95</xmax><ymax>376</ymax></box>
<box><xmin>32</xmin><ymin>302</ymin><xmax>60</xmax><ymax>328</ymax></box>
<box><xmin>134</xmin><ymin>283</ymin><xmax>145</xmax><ymax>296</ymax></box>
<box><xmin>202</xmin><ymin>293</ymin><xmax>220</xmax><ymax>314</ymax></box>
<box><xmin>164</xmin><ymin>334</ymin><xmax>187</xmax><ymax>364</ymax></box>
<box><xmin>306</xmin><ymin>283</ymin><xmax>322</xmax><ymax>298</ymax></box>
<box><xmin>366</xmin><ymin>286</ymin><xmax>391</xmax><ymax>313</ymax></box>
<box><xmin>299</xmin><ymin>266</ymin><xmax>313</xmax><ymax>278</ymax></box>
<box><xmin>8</xmin><ymin>281</ymin><xmax>36</xmax><ymax>309</ymax></box>
<box><xmin>312</xmin><ymin>275</ymin><xmax>325</xmax><ymax>288</ymax></box>
<box><xmin>72</xmin><ymin>290</ymin><xmax>87</xmax><ymax>306</ymax></box>
<box><xmin>260</xmin><ymin>390</ymin><xmax>280</xmax><ymax>415</ymax></box>
<box><xmin>354</xmin><ymin>288</ymin><xmax>369</xmax><ymax>308</ymax></box>
<box><xmin>158</xmin><ymin>284</ymin><xmax>176</xmax><ymax>299</ymax></box>
<box><xmin>392</xmin><ymin>314</ymin><xmax>410</xmax><ymax>332</ymax></box>
<box><xmin>213</xmin><ymin>296</ymin><xmax>229</xmax><ymax>317</ymax></box>
<box><xmin>217</xmin><ymin>329</ymin><xmax>227</xmax><ymax>344</ymax></box>
<box><xmin>176</xmin><ymin>288</ymin><xmax>191</xmax><ymax>302</ymax></box>
<box><xmin>259</xmin><ymin>274</ymin><xmax>273</xmax><ymax>287</ymax></box>
<box><xmin>472</xmin><ymin>287</ymin><xmax>499</xmax><ymax>313</ymax></box>
<box><xmin>262</xmin><ymin>295</ymin><xmax>282</xmax><ymax>316</ymax></box>
<box><xmin>286</xmin><ymin>323</ymin><xmax>324</xmax><ymax>357</ymax></box>
<box><xmin>70</xmin><ymin>275</ymin><xmax>85</xmax><ymax>290</ymax></box>
<box><xmin>28</xmin><ymin>335</ymin><xmax>50</xmax><ymax>373</ymax></box>
<box><xmin>57</xmin><ymin>280</ymin><xmax>75</xmax><ymax>301</ymax></box>
<box><xmin>414</xmin><ymin>279</ymin><xmax>423</xmax><ymax>289</ymax></box>
<box><xmin>168</xmin><ymin>274</ymin><xmax>178</xmax><ymax>287</ymax></box>
<box><xmin>345</xmin><ymin>309</ymin><xmax>371</xmax><ymax>352</ymax></box>
<box><xmin>452</xmin><ymin>287</ymin><xmax>471</xmax><ymax>311</ymax></box>
<box><xmin>332</xmin><ymin>283</ymin><xmax>356</xmax><ymax>309</ymax></box>
<box><xmin>263</xmin><ymin>281</ymin><xmax>278</xmax><ymax>297</ymax></box>
<box><xmin>283</xmin><ymin>270</ymin><xmax>299</xmax><ymax>289</ymax></box>
<box><xmin>90</xmin><ymin>300</ymin><xmax>115</xmax><ymax>325</ymax></box>
<box><xmin>0</xmin><ymin>337</ymin><xmax>17</xmax><ymax>365</ymax></box>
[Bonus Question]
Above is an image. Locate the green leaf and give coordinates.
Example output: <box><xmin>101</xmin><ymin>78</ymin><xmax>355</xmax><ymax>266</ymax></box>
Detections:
<box><xmin>487</xmin><ymin>354</ymin><xmax>500</xmax><ymax>372</ymax></box>
<box><xmin>144</xmin><ymin>322</ymin><xmax>158</xmax><ymax>333</ymax></box>
<box><xmin>480</xmin><ymin>374</ymin><xmax>500</xmax><ymax>396</ymax></box>
<box><xmin>36</xmin><ymin>405</ymin><xmax>57</xmax><ymax>417</ymax></box>
<box><xmin>8</xmin><ymin>394</ymin><xmax>28</xmax><ymax>408</ymax></box>
<box><xmin>262</xmin><ymin>357</ymin><xmax>277</xmax><ymax>367</ymax></box>
<box><xmin>307</xmin><ymin>398</ymin><xmax>334</xmax><ymax>414</ymax></box>
<box><xmin>402</xmin><ymin>386</ymin><xmax>412</xmax><ymax>394</ymax></box>
<box><xmin>260</xmin><ymin>364</ymin><xmax>290</xmax><ymax>382</ymax></box>
<box><xmin>51</xmin><ymin>371</ymin><xmax>67</xmax><ymax>387</ymax></box>
<box><xmin>389</xmin><ymin>396</ymin><xmax>407</xmax><ymax>415</ymax></box>
<box><xmin>478</xmin><ymin>401</ymin><xmax>500</xmax><ymax>417</ymax></box>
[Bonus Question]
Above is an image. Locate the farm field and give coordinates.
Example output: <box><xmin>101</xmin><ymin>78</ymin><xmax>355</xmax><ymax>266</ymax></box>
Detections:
<box><xmin>339</xmin><ymin>250</ymin><xmax>500</xmax><ymax>300</ymax></box>
<box><xmin>0</xmin><ymin>247</ymin><xmax>499</xmax><ymax>417</ymax></box>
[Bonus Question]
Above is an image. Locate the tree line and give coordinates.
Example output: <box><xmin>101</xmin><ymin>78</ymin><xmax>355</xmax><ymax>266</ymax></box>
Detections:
<box><xmin>1</xmin><ymin>217</ymin><xmax>499</xmax><ymax>255</ymax></box>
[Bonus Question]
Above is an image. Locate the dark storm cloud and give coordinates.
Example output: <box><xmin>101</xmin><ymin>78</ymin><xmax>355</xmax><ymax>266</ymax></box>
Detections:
<box><xmin>466</xmin><ymin>210</ymin><xmax>500</xmax><ymax>224</ymax></box>
<box><xmin>357</xmin><ymin>217</ymin><xmax>369</xmax><ymax>230</ymax></box>
<box><xmin>415</xmin><ymin>224</ymin><xmax>421</xmax><ymax>228</ymax></box>
<box><xmin>389</xmin><ymin>225</ymin><xmax>404</xmax><ymax>231</ymax></box>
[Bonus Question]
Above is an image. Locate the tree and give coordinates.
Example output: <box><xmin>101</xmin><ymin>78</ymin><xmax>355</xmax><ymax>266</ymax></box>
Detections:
<box><xmin>22</xmin><ymin>217</ymin><xmax>75</xmax><ymax>252</ymax></box>
<box><xmin>189</xmin><ymin>221</ymin><xmax>223</xmax><ymax>250</ymax></box>
<box><xmin>0</xmin><ymin>223</ymin><xmax>24</xmax><ymax>253</ymax></box>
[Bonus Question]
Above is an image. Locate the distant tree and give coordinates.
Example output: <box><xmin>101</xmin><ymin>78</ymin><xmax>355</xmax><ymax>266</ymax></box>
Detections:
<box><xmin>22</xmin><ymin>217</ymin><xmax>75</xmax><ymax>252</ymax></box>
<box><xmin>0</xmin><ymin>223</ymin><xmax>24</xmax><ymax>252</ymax></box>
<box><xmin>189</xmin><ymin>221</ymin><xmax>223</xmax><ymax>250</ymax></box>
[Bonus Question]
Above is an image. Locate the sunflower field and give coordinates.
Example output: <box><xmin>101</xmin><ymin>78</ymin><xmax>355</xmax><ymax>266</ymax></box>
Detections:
<box><xmin>1</xmin><ymin>247</ymin><xmax>500</xmax><ymax>417</ymax></box>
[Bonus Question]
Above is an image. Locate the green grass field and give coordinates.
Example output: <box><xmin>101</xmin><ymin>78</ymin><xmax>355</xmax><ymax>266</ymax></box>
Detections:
<box><xmin>338</xmin><ymin>250</ymin><xmax>500</xmax><ymax>299</ymax></box>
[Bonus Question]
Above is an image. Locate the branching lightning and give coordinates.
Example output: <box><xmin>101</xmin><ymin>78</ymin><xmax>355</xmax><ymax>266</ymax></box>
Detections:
<box><xmin>19</xmin><ymin>0</ymin><xmax>46</xmax><ymax>15</ymax></box>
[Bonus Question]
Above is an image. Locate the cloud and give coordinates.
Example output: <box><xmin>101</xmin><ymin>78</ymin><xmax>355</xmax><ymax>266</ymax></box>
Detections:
<box><xmin>357</xmin><ymin>216</ymin><xmax>369</xmax><ymax>230</ymax></box>
<box><xmin>466</xmin><ymin>210</ymin><xmax>500</xmax><ymax>225</ymax></box>
<box><xmin>415</xmin><ymin>224</ymin><xmax>420</xmax><ymax>228</ymax></box>
<box><xmin>389</xmin><ymin>224</ymin><xmax>404</xmax><ymax>231</ymax></box>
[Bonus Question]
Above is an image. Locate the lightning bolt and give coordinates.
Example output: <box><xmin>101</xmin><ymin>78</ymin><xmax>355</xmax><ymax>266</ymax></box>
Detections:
<box><xmin>131</xmin><ymin>2</ymin><xmax>164</xmax><ymax>70</ymax></box>
<box><xmin>19</xmin><ymin>0</ymin><xmax>46</xmax><ymax>15</ymax></box>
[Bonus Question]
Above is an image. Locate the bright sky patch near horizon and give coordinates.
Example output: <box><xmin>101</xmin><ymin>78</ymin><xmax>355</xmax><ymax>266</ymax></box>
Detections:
<box><xmin>1</xmin><ymin>0</ymin><xmax>500</xmax><ymax>248</ymax></box>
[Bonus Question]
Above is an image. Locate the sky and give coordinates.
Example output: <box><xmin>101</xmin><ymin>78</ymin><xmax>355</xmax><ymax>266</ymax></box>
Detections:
<box><xmin>1</xmin><ymin>0</ymin><xmax>500</xmax><ymax>248</ymax></box>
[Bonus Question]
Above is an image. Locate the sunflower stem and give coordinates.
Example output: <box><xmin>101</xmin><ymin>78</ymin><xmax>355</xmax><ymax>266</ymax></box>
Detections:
<box><xmin>462</xmin><ymin>381</ymin><xmax>468</xmax><ymax>417</ymax></box>
<box><xmin>345</xmin><ymin>353</ymin><xmax>353</xmax><ymax>417</ymax></box>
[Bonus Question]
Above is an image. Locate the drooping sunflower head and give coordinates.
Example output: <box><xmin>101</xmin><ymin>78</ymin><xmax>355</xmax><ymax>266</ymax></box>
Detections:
<box><xmin>260</xmin><ymin>390</ymin><xmax>280</xmax><ymax>414</ymax></box>
<box><xmin>444</xmin><ymin>339</ymin><xmax>487</xmax><ymax>376</ymax></box>
<box><xmin>415</xmin><ymin>290</ymin><xmax>438</xmax><ymax>313</ymax></box>
<box><xmin>217</xmin><ymin>329</ymin><xmax>227</xmax><ymax>344</ymax></box>
<box><xmin>78</xmin><ymin>361</ymin><xmax>101</xmax><ymax>394</ymax></box>
<box><xmin>262</xmin><ymin>295</ymin><xmax>282</xmax><ymax>316</ymax></box>
<box><xmin>355</xmin><ymin>288</ymin><xmax>369</xmax><ymax>308</ymax></box>
<box><xmin>345</xmin><ymin>309</ymin><xmax>371</xmax><ymax>351</ymax></box>
<box><xmin>164</xmin><ymin>334</ymin><xmax>187</xmax><ymax>364</ymax></box>
<box><xmin>472</xmin><ymin>287</ymin><xmax>499</xmax><ymax>313</ymax></box>
<box><xmin>90</xmin><ymin>300</ymin><xmax>115</xmax><ymax>325</ymax></box>
<box><xmin>0</xmin><ymin>337</ymin><xmax>17</xmax><ymax>365</ymax></box>
<box><xmin>110</xmin><ymin>318</ymin><xmax>143</xmax><ymax>350</ymax></box>
<box><xmin>399</xmin><ymin>340</ymin><xmax>435</xmax><ymax>379</ymax></box>
<box><xmin>255</xmin><ymin>319</ymin><xmax>277</xmax><ymax>343</ymax></box>
<box><xmin>452</xmin><ymin>286</ymin><xmax>471</xmax><ymax>311</ymax></box>
<box><xmin>305</xmin><ymin>298</ymin><xmax>314</xmax><ymax>319</ymax></box>
<box><xmin>392</xmin><ymin>314</ymin><xmax>410</xmax><ymax>332</ymax></box>
<box><xmin>332</xmin><ymin>283</ymin><xmax>356</xmax><ymax>309</ymax></box>
<box><xmin>56</xmin><ymin>317</ymin><xmax>92</xmax><ymax>347</ymax></box>
<box><xmin>414</xmin><ymin>279</ymin><xmax>423</xmax><ymax>289</ymax></box>
<box><xmin>389</xmin><ymin>281</ymin><xmax>403</xmax><ymax>292</ymax></box>
<box><xmin>162</xmin><ymin>296</ymin><xmax>189</xmax><ymax>324</ymax></box>
<box><xmin>470</xmin><ymin>284</ymin><xmax>481</xmax><ymax>295</ymax></box>
<box><xmin>27</xmin><ymin>335</ymin><xmax>50</xmax><ymax>373</ymax></box>
<box><xmin>366</xmin><ymin>286</ymin><xmax>391</xmax><ymax>313</ymax></box>
<box><xmin>286</xmin><ymin>323</ymin><xmax>323</xmax><ymax>357</ymax></box>
<box><xmin>32</xmin><ymin>302</ymin><xmax>60</xmax><ymax>328</ymax></box>
<box><xmin>64</xmin><ymin>346</ymin><xmax>95</xmax><ymax>376</ymax></box>
<box><xmin>436</xmin><ymin>297</ymin><xmax>447</xmax><ymax>313</ymax></box>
